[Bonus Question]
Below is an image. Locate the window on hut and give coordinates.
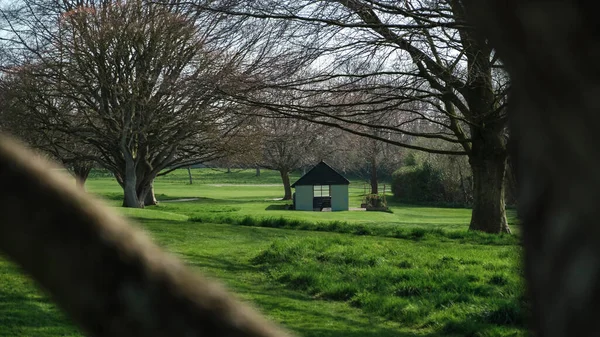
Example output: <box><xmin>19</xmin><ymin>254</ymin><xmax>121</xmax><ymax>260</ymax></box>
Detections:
<box><xmin>313</xmin><ymin>185</ymin><xmax>330</xmax><ymax>197</ymax></box>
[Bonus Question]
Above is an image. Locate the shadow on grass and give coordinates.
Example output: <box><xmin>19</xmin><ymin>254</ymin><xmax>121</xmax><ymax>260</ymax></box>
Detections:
<box><xmin>123</xmin><ymin>218</ymin><xmax>186</xmax><ymax>226</ymax></box>
<box><xmin>178</xmin><ymin>252</ymin><xmax>259</xmax><ymax>274</ymax></box>
<box><xmin>230</xmin><ymin>285</ymin><xmax>430</xmax><ymax>337</ymax></box>
<box><xmin>94</xmin><ymin>192</ymin><xmax>123</xmax><ymax>201</ymax></box>
<box><xmin>385</xmin><ymin>198</ymin><xmax>471</xmax><ymax>209</ymax></box>
<box><xmin>0</xmin><ymin>290</ymin><xmax>80</xmax><ymax>336</ymax></box>
<box><xmin>265</xmin><ymin>204</ymin><xmax>290</xmax><ymax>211</ymax></box>
<box><xmin>95</xmin><ymin>192</ymin><xmax>240</xmax><ymax>204</ymax></box>
<box><xmin>167</xmin><ymin>197</ymin><xmax>259</xmax><ymax>205</ymax></box>
<box><xmin>173</xmin><ymin>252</ymin><xmax>439</xmax><ymax>337</ymax></box>
<box><xmin>294</xmin><ymin>327</ymin><xmax>426</xmax><ymax>337</ymax></box>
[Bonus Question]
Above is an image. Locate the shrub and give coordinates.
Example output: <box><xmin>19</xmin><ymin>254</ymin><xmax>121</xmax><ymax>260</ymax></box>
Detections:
<box><xmin>404</xmin><ymin>153</ymin><xmax>418</xmax><ymax>166</ymax></box>
<box><xmin>392</xmin><ymin>162</ymin><xmax>446</xmax><ymax>203</ymax></box>
<box><xmin>364</xmin><ymin>194</ymin><xmax>387</xmax><ymax>208</ymax></box>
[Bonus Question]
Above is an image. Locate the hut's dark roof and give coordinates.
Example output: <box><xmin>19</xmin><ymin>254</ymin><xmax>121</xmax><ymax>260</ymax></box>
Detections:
<box><xmin>291</xmin><ymin>161</ymin><xmax>350</xmax><ymax>187</ymax></box>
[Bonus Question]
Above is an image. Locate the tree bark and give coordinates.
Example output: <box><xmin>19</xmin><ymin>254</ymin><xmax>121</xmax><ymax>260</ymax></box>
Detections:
<box><xmin>457</xmin><ymin>164</ymin><xmax>470</xmax><ymax>205</ymax></box>
<box><xmin>468</xmin><ymin>155</ymin><xmax>510</xmax><ymax>233</ymax></box>
<box><xmin>123</xmin><ymin>181</ymin><xmax>142</xmax><ymax>208</ymax></box>
<box><xmin>279</xmin><ymin>169</ymin><xmax>292</xmax><ymax>200</ymax></box>
<box><xmin>255</xmin><ymin>166</ymin><xmax>260</xmax><ymax>177</ymax></box>
<box><xmin>461</xmin><ymin>1</ymin><xmax>600</xmax><ymax>335</ymax></box>
<box><xmin>122</xmin><ymin>159</ymin><xmax>142</xmax><ymax>208</ymax></box>
<box><xmin>370</xmin><ymin>157</ymin><xmax>378</xmax><ymax>195</ymax></box>
<box><xmin>505</xmin><ymin>158</ymin><xmax>518</xmax><ymax>206</ymax></box>
<box><xmin>187</xmin><ymin>167</ymin><xmax>193</xmax><ymax>185</ymax></box>
<box><xmin>467</xmin><ymin>130</ymin><xmax>510</xmax><ymax>234</ymax></box>
<box><xmin>72</xmin><ymin>163</ymin><xmax>91</xmax><ymax>190</ymax></box>
<box><xmin>143</xmin><ymin>180</ymin><xmax>158</xmax><ymax>206</ymax></box>
<box><xmin>75</xmin><ymin>177</ymin><xmax>85</xmax><ymax>189</ymax></box>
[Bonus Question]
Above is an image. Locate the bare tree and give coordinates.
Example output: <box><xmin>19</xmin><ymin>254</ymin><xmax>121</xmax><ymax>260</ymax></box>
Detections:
<box><xmin>0</xmin><ymin>77</ymin><xmax>96</xmax><ymax>187</ymax></box>
<box><xmin>211</xmin><ymin>121</ymin><xmax>265</xmax><ymax>175</ymax></box>
<box><xmin>1</xmin><ymin>0</ymin><xmax>251</xmax><ymax>207</ymax></box>
<box><xmin>257</xmin><ymin>117</ymin><xmax>322</xmax><ymax>200</ymax></box>
<box><xmin>327</xmin><ymin>126</ymin><xmax>404</xmax><ymax>195</ymax></box>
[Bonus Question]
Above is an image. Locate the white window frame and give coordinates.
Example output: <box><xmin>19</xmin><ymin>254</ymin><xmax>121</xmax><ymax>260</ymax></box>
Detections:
<box><xmin>313</xmin><ymin>185</ymin><xmax>331</xmax><ymax>197</ymax></box>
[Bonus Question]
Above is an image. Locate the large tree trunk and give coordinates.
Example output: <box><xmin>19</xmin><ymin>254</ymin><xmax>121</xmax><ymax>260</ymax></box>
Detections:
<box><xmin>463</xmin><ymin>1</ymin><xmax>600</xmax><ymax>336</ymax></box>
<box><xmin>279</xmin><ymin>169</ymin><xmax>292</xmax><ymax>200</ymax></box>
<box><xmin>468</xmin><ymin>154</ymin><xmax>510</xmax><ymax>233</ymax></box>
<box><xmin>122</xmin><ymin>159</ymin><xmax>142</xmax><ymax>208</ymax></box>
<box><xmin>370</xmin><ymin>157</ymin><xmax>378</xmax><ymax>195</ymax></box>
<box><xmin>463</xmin><ymin>1</ymin><xmax>600</xmax><ymax>335</ymax></box>
<box><xmin>123</xmin><ymin>181</ymin><xmax>141</xmax><ymax>208</ymax></box>
<box><xmin>467</xmin><ymin>128</ymin><xmax>510</xmax><ymax>234</ymax></box>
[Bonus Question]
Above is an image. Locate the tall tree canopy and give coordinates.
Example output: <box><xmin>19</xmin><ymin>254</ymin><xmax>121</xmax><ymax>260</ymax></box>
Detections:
<box><xmin>0</xmin><ymin>0</ymin><xmax>273</xmax><ymax>207</ymax></box>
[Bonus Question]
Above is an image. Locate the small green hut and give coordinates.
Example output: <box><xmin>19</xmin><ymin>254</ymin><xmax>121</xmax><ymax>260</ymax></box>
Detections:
<box><xmin>291</xmin><ymin>161</ymin><xmax>350</xmax><ymax>211</ymax></box>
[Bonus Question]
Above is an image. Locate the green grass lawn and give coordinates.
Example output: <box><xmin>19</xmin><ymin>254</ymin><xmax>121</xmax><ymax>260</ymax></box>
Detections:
<box><xmin>0</xmin><ymin>168</ymin><xmax>525</xmax><ymax>337</ymax></box>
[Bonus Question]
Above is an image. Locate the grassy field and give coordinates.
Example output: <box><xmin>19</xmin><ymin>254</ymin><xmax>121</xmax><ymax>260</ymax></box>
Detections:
<box><xmin>0</xmin><ymin>168</ymin><xmax>525</xmax><ymax>337</ymax></box>
<box><xmin>88</xmin><ymin>168</ymin><xmax>518</xmax><ymax>232</ymax></box>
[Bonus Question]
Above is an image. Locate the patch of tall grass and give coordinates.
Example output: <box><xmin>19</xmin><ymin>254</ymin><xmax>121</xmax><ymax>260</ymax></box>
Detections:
<box><xmin>251</xmin><ymin>237</ymin><xmax>526</xmax><ymax>336</ymax></box>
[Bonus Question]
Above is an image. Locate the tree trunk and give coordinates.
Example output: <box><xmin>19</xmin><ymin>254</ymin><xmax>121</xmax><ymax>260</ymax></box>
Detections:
<box><xmin>187</xmin><ymin>167</ymin><xmax>193</xmax><ymax>185</ymax></box>
<box><xmin>75</xmin><ymin>177</ymin><xmax>85</xmax><ymax>189</ymax></box>
<box><xmin>370</xmin><ymin>157</ymin><xmax>378</xmax><ymax>195</ymax></box>
<box><xmin>122</xmin><ymin>159</ymin><xmax>142</xmax><ymax>208</ymax></box>
<box><xmin>123</xmin><ymin>181</ymin><xmax>142</xmax><ymax>208</ymax></box>
<box><xmin>227</xmin><ymin>166</ymin><xmax>231</xmax><ymax>173</ymax></box>
<box><xmin>143</xmin><ymin>180</ymin><xmax>158</xmax><ymax>206</ymax></box>
<box><xmin>468</xmin><ymin>146</ymin><xmax>510</xmax><ymax>234</ymax></box>
<box><xmin>72</xmin><ymin>163</ymin><xmax>91</xmax><ymax>190</ymax></box>
<box><xmin>462</xmin><ymin>2</ymin><xmax>600</xmax><ymax>335</ymax></box>
<box><xmin>255</xmin><ymin>166</ymin><xmax>260</xmax><ymax>177</ymax></box>
<box><xmin>505</xmin><ymin>158</ymin><xmax>518</xmax><ymax>206</ymax></box>
<box><xmin>457</xmin><ymin>164</ymin><xmax>470</xmax><ymax>205</ymax></box>
<box><xmin>280</xmin><ymin>169</ymin><xmax>292</xmax><ymax>200</ymax></box>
